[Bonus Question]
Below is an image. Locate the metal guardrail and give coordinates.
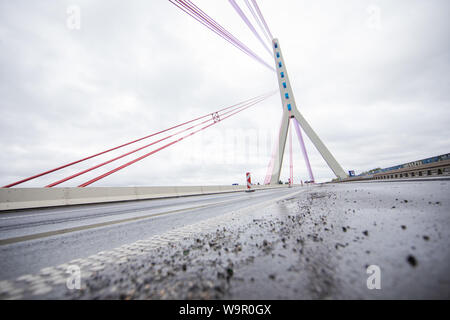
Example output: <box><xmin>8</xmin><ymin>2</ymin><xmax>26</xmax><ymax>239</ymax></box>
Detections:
<box><xmin>341</xmin><ymin>159</ymin><xmax>450</xmax><ymax>183</ymax></box>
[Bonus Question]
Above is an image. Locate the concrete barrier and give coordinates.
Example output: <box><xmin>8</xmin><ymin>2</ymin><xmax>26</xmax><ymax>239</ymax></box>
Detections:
<box><xmin>0</xmin><ymin>184</ymin><xmax>291</xmax><ymax>211</ymax></box>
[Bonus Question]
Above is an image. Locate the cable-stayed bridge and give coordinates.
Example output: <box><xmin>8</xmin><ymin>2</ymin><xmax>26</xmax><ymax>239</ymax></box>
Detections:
<box><xmin>0</xmin><ymin>1</ymin><xmax>448</xmax><ymax>301</ymax></box>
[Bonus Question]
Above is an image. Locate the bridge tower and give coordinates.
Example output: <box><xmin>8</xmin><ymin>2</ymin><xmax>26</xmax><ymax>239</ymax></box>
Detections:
<box><xmin>268</xmin><ymin>39</ymin><xmax>347</xmax><ymax>184</ymax></box>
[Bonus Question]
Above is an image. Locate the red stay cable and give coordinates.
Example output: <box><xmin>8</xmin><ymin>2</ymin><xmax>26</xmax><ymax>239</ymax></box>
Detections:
<box><xmin>78</xmin><ymin>92</ymin><xmax>276</xmax><ymax>187</ymax></box>
<box><xmin>3</xmin><ymin>92</ymin><xmax>270</xmax><ymax>188</ymax></box>
<box><xmin>45</xmin><ymin>93</ymin><xmax>272</xmax><ymax>187</ymax></box>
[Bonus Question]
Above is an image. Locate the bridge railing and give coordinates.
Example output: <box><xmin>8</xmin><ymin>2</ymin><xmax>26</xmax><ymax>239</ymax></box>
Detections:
<box><xmin>340</xmin><ymin>159</ymin><xmax>450</xmax><ymax>183</ymax></box>
<box><xmin>0</xmin><ymin>184</ymin><xmax>292</xmax><ymax>211</ymax></box>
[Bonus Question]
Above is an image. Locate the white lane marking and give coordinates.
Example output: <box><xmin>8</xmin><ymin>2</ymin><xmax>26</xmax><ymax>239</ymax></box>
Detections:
<box><xmin>0</xmin><ymin>188</ymin><xmax>283</xmax><ymax>221</ymax></box>
<box><xmin>0</xmin><ymin>187</ymin><xmax>305</xmax><ymax>299</ymax></box>
<box><xmin>0</xmin><ymin>188</ymin><xmax>291</xmax><ymax>244</ymax></box>
<box><xmin>0</xmin><ymin>198</ymin><xmax>257</xmax><ymax>244</ymax></box>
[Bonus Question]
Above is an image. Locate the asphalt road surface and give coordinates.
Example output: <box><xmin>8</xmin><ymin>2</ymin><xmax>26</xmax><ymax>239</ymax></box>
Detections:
<box><xmin>0</xmin><ymin>187</ymin><xmax>297</xmax><ymax>281</ymax></box>
<box><xmin>0</xmin><ymin>180</ymin><xmax>449</xmax><ymax>299</ymax></box>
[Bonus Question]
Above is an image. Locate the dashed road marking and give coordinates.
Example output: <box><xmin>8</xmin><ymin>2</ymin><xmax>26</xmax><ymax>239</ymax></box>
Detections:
<box><xmin>0</xmin><ymin>195</ymin><xmax>276</xmax><ymax>246</ymax></box>
<box><xmin>0</xmin><ymin>188</ymin><xmax>305</xmax><ymax>299</ymax></box>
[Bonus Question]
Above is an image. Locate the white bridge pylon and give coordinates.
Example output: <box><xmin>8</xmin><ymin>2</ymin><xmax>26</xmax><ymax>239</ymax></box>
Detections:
<box><xmin>267</xmin><ymin>38</ymin><xmax>348</xmax><ymax>184</ymax></box>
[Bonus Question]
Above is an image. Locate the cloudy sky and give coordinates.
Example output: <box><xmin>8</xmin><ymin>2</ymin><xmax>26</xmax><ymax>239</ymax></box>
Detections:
<box><xmin>0</xmin><ymin>0</ymin><xmax>449</xmax><ymax>187</ymax></box>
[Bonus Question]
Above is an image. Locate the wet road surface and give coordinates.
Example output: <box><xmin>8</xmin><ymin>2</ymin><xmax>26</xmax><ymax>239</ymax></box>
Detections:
<box><xmin>0</xmin><ymin>180</ymin><xmax>449</xmax><ymax>299</ymax></box>
<box><xmin>0</xmin><ymin>187</ymin><xmax>296</xmax><ymax>281</ymax></box>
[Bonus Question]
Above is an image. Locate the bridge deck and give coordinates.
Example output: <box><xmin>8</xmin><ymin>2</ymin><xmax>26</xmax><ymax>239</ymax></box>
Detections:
<box><xmin>0</xmin><ymin>180</ymin><xmax>448</xmax><ymax>299</ymax></box>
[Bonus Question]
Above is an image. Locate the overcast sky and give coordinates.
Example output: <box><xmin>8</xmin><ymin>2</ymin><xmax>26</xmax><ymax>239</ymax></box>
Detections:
<box><xmin>0</xmin><ymin>0</ymin><xmax>449</xmax><ymax>187</ymax></box>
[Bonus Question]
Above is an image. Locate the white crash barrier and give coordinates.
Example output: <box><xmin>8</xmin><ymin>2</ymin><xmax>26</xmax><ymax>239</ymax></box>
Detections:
<box><xmin>0</xmin><ymin>184</ymin><xmax>290</xmax><ymax>211</ymax></box>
